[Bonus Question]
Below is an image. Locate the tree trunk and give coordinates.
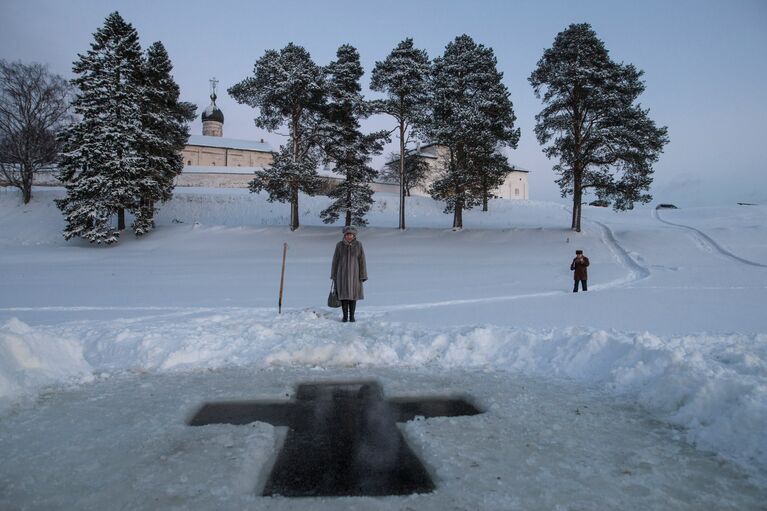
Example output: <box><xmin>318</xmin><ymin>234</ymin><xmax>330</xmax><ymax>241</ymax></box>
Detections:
<box><xmin>345</xmin><ymin>185</ymin><xmax>352</xmax><ymax>226</ymax></box>
<box><xmin>21</xmin><ymin>179</ymin><xmax>32</xmax><ymax>204</ymax></box>
<box><xmin>572</xmin><ymin>164</ymin><xmax>583</xmax><ymax>232</ymax></box>
<box><xmin>398</xmin><ymin>120</ymin><xmax>406</xmax><ymax>230</ymax></box>
<box><xmin>575</xmin><ymin>200</ymin><xmax>582</xmax><ymax>232</ymax></box>
<box><xmin>571</xmin><ymin>181</ymin><xmax>583</xmax><ymax>232</ymax></box>
<box><xmin>117</xmin><ymin>208</ymin><xmax>125</xmax><ymax>231</ymax></box>
<box><xmin>453</xmin><ymin>185</ymin><xmax>464</xmax><ymax>230</ymax></box>
<box><xmin>449</xmin><ymin>147</ymin><xmax>463</xmax><ymax>229</ymax></box>
<box><xmin>572</xmin><ymin>90</ymin><xmax>584</xmax><ymax>232</ymax></box>
<box><xmin>453</xmin><ymin>202</ymin><xmax>463</xmax><ymax>229</ymax></box>
<box><xmin>290</xmin><ymin>186</ymin><xmax>299</xmax><ymax>231</ymax></box>
<box><xmin>290</xmin><ymin>110</ymin><xmax>301</xmax><ymax>232</ymax></box>
<box><xmin>21</xmin><ymin>167</ymin><xmax>32</xmax><ymax>204</ymax></box>
<box><xmin>571</xmin><ymin>195</ymin><xmax>580</xmax><ymax>232</ymax></box>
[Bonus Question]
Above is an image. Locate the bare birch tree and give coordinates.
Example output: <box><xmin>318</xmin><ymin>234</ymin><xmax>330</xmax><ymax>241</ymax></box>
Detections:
<box><xmin>0</xmin><ymin>60</ymin><xmax>72</xmax><ymax>203</ymax></box>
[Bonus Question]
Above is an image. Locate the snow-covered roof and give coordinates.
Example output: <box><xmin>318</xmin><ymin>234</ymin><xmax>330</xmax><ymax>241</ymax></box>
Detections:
<box><xmin>182</xmin><ymin>165</ymin><xmax>265</xmax><ymax>175</ymax></box>
<box><xmin>386</xmin><ymin>145</ymin><xmax>440</xmax><ymax>164</ymax></box>
<box><xmin>316</xmin><ymin>167</ymin><xmax>344</xmax><ymax>179</ymax></box>
<box><xmin>314</xmin><ymin>166</ymin><xmax>394</xmax><ymax>185</ymax></box>
<box><xmin>385</xmin><ymin>151</ymin><xmax>531</xmax><ymax>174</ymax></box>
<box><xmin>187</xmin><ymin>135</ymin><xmax>273</xmax><ymax>153</ymax></box>
<box><xmin>385</xmin><ymin>144</ymin><xmax>530</xmax><ymax>173</ymax></box>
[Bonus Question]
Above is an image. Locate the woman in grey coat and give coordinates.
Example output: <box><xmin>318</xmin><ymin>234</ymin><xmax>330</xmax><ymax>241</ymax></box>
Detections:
<box><xmin>331</xmin><ymin>226</ymin><xmax>367</xmax><ymax>322</ymax></box>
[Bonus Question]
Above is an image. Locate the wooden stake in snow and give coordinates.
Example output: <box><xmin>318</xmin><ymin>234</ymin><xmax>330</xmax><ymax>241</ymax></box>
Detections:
<box><xmin>278</xmin><ymin>243</ymin><xmax>287</xmax><ymax>314</ymax></box>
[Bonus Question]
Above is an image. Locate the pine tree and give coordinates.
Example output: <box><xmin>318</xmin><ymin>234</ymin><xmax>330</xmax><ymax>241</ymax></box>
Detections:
<box><xmin>56</xmin><ymin>12</ymin><xmax>145</xmax><ymax>243</ymax></box>
<box><xmin>427</xmin><ymin>147</ymin><xmax>511</xmax><ymax>219</ymax></box>
<box><xmin>134</xmin><ymin>41</ymin><xmax>196</xmax><ymax>236</ymax></box>
<box><xmin>529</xmin><ymin>23</ymin><xmax>669</xmax><ymax>232</ymax></box>
<box><xmin>426</xmin><ymin>35</ymin><xmax>519</xmax><ymax>229</ymax></box>
<box><xmin>249</xmin><ymin>144</ymin><xmax>324</xmax><ymax>207</ymax></box>
<box><xmin>229</xmin><ymin>43</ymin><xmax>326</xmax><ymax>231</ymax></box>
<box><xmin>370</xmin><ymin>38</ymin><xmax>431</xmax><ymax>230</ymax></box>
<box><xmin>380</xmin><ymin>151</ymin><xmax>431</xmax><ymax>197</ymax></box>
<box><xmin>476</xmin><ymin>148</ymin><xmax>514</xmax><ymax>212</ymax></box>
<box><xmin>319</xmin><ymin>45</ymin><xmax>385</xmax><ymax>227</ymax></box>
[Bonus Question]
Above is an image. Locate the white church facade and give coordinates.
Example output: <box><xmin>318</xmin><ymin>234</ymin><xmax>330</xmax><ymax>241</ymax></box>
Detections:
<box><xmin>174</xmin><ymin>81</ymin><xmax>275</xmax><ymax>188</ymax></box>
<box><xmin>24</xmin><ymin>80</ymin><xmax>530</xmax><ymax>199</ymax></box>
<box><xmin>174</xmin><ymin>80</ymin><xmax>530</xmax><ymax>200</ymax></box>
<box><xmin>395</xmin><ymin>143</ymin><xmax>530</xmax><ymax>200</ymax></box>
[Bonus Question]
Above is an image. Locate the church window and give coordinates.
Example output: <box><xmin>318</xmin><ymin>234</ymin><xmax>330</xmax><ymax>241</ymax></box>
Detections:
<box><xmin>515</xmin><ymin>188</ymin><xmax>520</xmax><ymax>196</ymax></box>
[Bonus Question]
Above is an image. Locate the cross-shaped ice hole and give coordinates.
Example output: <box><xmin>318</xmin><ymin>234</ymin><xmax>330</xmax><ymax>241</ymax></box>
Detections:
<box><xmin>188</xmin><ymin>380</ymin><xmax>482</xmax><ymax>497</ymax></box>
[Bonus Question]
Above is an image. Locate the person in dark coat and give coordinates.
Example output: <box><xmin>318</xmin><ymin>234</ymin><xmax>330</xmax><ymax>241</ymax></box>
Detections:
<box><xmin>331</xmin><ymin>226</ymin><xmax>367</xmax><ymax>322</ymax></box>
<box><xmin>570</xmin><ymin>249</ymin><xmax>590</xmax><ymax>292</ymax></box>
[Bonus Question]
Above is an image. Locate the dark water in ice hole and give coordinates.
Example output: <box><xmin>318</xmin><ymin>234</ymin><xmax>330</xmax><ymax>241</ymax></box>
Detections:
<box><xmin>189</xmin><ymin>380</ymin><xmax>482</xmax><ymax>497</ymax></box>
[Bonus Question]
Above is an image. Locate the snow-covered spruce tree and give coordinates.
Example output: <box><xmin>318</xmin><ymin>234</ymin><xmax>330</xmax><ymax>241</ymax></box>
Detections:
<box><xmin>319</xmin><ymin>45</ymin><xmax>386</xmax><ymax>227</ymax></box>
<box><xmin>380</xmin><ymin>150</ymin><xmax>431</xmax><ymax>197</ymax></box>
<box><xmin>229</xmin><ymin>43</ymin><xmax>326</xmax><ymax>231</ymax></box>
<box><xmin>529</xmin><ymin>23</ymin><xmax>669</xmax><ymax>232</ymax></box>
<box><xmin>426</xmin><ymin>35</ymin><xmax>519</xmax><ymax>229</ymax></box>
<box><xmin>56</xmin><ymin>11</ymin><xmax>145</xmax><ymax>243</ymax></box>
<box><xmin>133</xmin><ymin>41</ymin><xmax>196</xmax><ymax>236</ymax></box>
<box><xmin>370</xmin><ymin>38</ymin><xmax>431</xmax><ymax>230</ymax></box>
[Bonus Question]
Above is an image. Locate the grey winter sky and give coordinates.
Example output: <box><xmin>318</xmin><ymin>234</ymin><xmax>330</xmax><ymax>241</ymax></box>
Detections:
<box><xmin>1</xmin><ymin>0</ymin><xmax>765</xmax><ymax>206</ymax></box>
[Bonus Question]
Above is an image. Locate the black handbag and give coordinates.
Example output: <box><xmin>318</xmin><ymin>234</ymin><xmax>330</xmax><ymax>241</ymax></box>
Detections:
<box><xmin>327</xmin><ymin>281</ymin><xmax>341</xmax><ymax>308</ymax></box>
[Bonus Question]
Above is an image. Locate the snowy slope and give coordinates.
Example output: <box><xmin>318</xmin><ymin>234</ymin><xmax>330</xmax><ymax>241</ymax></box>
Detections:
<box><xmin>1</xmin><ymin>187</ymin><xmax>765</xmax><ymax>509</ymax></box>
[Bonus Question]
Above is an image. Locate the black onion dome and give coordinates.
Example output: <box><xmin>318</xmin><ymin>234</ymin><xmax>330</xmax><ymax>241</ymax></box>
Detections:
<box><xmin>201</xmin><ymin>93</ymin><xmax>224</xmax><ymax>123</ymax></box>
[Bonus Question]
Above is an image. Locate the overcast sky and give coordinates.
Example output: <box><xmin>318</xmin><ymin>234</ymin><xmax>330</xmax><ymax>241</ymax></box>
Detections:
<box><xmin>2</xmin><ymin>0</ymin><xmax>765</xmax><ymax>206</ymax></box>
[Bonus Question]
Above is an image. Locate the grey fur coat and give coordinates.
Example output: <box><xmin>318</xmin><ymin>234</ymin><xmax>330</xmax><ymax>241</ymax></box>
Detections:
<box><xmin>331</xmin><ymin>239</ymin><xmax>367</xmax><ymax>300</ymax></box>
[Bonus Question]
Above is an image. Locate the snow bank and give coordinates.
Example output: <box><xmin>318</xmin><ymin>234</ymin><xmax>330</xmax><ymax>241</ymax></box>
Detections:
<box><xmin>0</xmin><ymin>318</ymin><xmax>93</xmax><ymax>411</ymax></box>
<box><xmin>2</xmin><ymin>187</ymin><xmax>765</xmax><ymax>483</ymax></box>
<box><xmin>1</xmin><ymin>311</ymin><xmax>764</xmax><ymax>477</ymax></box>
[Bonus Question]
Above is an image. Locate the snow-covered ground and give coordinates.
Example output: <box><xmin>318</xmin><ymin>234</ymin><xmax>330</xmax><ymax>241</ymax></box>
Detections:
<box><xmin>1</xmin><ymin>187</ymin><xmax>766</xmax><ymax>509</ymax></box>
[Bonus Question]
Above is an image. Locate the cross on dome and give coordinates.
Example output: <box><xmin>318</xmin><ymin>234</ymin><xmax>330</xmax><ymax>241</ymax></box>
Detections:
<box><xmin>209</xmin><ymin>77</ymin><xmax>219</xmax><ymax>102</ymax></box>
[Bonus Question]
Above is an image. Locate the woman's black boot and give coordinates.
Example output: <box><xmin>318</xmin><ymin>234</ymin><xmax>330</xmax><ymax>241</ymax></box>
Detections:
<box><xmin>349</xmin><ymin>300</ymin><xmax>357</xmax><ymax>322</ymax></box>
<box><xmin>341</xmin><ymin>301</ymin><xmax>349</xmax><ymax>322</ymax></box>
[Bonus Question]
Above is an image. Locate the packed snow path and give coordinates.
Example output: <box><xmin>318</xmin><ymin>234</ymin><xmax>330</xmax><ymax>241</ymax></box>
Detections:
<box><xmin>368</xmin><ymin>215</ymin><xmax>652</xmax><ymax>313</ymax></box>
<box><xmin>585</xmin><ymin>218</ymin><xmax>651</xmax><ymax>288</ymax></box>
<box><xmin>654</xmin><ymin>208</ymin><xmax>767</xmax><ymax>267</ymax></box>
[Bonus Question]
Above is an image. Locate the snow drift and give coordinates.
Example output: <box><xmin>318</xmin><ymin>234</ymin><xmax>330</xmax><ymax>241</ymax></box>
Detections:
<box><xmin>1</xmin><ymin>187</ymin><xmax>766</xmax><ymax>485</ymax></box>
